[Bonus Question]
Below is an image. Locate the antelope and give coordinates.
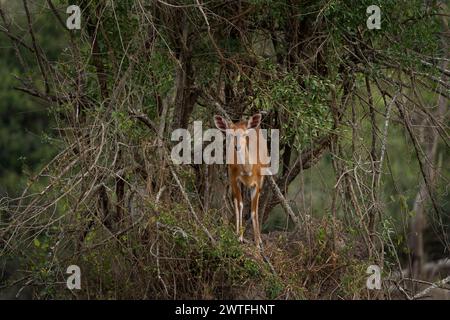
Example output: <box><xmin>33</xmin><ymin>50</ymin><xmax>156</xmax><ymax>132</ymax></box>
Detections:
<box><xmin>214</xmin><ymin>113</ymin><xmax>268</xmax><ymax>248</ymax></box>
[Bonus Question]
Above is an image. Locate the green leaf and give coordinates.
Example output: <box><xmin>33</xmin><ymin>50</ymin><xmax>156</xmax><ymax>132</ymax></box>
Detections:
<box><xmin>33</xmin><ymin>238</ymin><xmax>41</xmax><ymax>247</ymax></box>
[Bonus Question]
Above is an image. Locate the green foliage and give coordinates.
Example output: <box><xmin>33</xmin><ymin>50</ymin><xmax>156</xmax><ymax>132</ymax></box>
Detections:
<box><xmin>252</xmin><ymin>61</ymin><xmax>334</xmax><ymax>148</ymax></box>
<box><xmin>0</xmin><ymin>9</ymin><xmax>61</xmax><ymax>195</ymax></box>
<box><xmin>337</xmin><ymin>261</ymin><xmax>368</xmax><ymax>297</ymax></box>
<box><xmin>265</xmin><ymin>274</ymin><xmax>284</xmax><ymax>299</ymax></box>
<box><xmin>1</xmin><ymin>0</ymin><xmax>447</xmax><ymax>300</ymax></box>
<box><xmin>325</xmin><ymin>0</ymin><xmax>441</xmax><ymax>72</ymax></box>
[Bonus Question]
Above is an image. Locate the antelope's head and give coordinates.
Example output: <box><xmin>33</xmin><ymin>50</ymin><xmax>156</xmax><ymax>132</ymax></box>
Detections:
<box><xmin>214</xmin><ymin>113</ymin><xmax>262</xmax><ymax>173</ymax></box>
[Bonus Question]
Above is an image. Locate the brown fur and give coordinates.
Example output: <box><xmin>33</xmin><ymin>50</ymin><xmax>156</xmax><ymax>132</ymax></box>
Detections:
<box><xmin>214</xmin><ymin>114</ymin><xmax>267</xmax><ymax>247</ymax></box>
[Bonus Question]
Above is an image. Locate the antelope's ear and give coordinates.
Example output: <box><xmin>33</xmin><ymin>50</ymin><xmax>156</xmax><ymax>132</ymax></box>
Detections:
<box><xmin>214</xmin><ymin>115</ymin><xmax>228</xmax><ymax>132</ymax></box>
<box><xmin>247</xmin><ymin>113</ymin><xmax>262</xmax><ymax>129</ymax></box>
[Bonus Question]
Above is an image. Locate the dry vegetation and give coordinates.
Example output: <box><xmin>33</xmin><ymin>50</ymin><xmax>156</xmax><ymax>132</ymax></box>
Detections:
<box><xmin>0</xmin><ymin>0</ymin><xmax>449</xmax><ymax>299</ymax></box>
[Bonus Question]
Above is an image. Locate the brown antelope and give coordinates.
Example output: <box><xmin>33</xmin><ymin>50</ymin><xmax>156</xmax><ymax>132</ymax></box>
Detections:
<box><xmin>214</xmin><ymin>113</ymin><xmax>268</xmax><ymax>248</ymax></box>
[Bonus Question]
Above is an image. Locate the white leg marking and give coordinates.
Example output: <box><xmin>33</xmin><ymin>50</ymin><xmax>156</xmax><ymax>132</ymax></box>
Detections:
<box><xmin>251</xmin><ymin>186</ymin><xmax>256</xmax><ymax>200</ymax></box>
<box><xmin>239</xmin><ymin>201</ymin><xmax>244</xmax><ymax>242</ymax></box>
<box><xmin>251</xmin><ymin>186</ymin><xmax>261</xmax><ymax>248</ymax></box>
<box><xmin>233</xmin><ymin>198</ymin><xmax>239</xmax><ymax>234</ymax></box>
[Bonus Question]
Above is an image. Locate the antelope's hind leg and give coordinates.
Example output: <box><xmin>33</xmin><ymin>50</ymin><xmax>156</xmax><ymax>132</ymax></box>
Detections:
<box><xmin>250</xmin><ymin>185</ymin><xmax>262</xmax><ymax>248</ymax></box>
<box><xmin>231</xmin><ymin>178</ymin><xmax>244</xmax><ymax>242</ymax></box>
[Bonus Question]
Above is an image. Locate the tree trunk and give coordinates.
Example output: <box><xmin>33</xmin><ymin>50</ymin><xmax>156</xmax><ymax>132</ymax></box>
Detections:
<box><xmin>408</xmin><ymin>9</ymin><xmax>448</xmax><ymax>279</ymax></box>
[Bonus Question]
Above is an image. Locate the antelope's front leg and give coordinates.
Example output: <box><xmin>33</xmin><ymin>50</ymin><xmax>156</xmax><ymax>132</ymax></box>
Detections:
<box><xmin>250</xmin><ymin>185</ymin><xmax>262</xmax><ymax>248</ymax></box>
<box><xmin>231</xmin><ymin>179</ymin><xmax>244</xmax><ymax>242</ymax></box>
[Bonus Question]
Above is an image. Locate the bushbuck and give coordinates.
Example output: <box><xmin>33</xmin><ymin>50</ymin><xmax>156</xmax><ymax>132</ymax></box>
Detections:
<box><xmin>214</xmin><ymin>113</ymin><xmax>268</xmax><ymax>248</ymax></box>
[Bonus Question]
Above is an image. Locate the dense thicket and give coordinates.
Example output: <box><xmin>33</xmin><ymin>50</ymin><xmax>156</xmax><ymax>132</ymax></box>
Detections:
<box><xmin>0</xmin><ymin>0</ymin><xmax>448</xmax><ymax>299</ymax></box>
